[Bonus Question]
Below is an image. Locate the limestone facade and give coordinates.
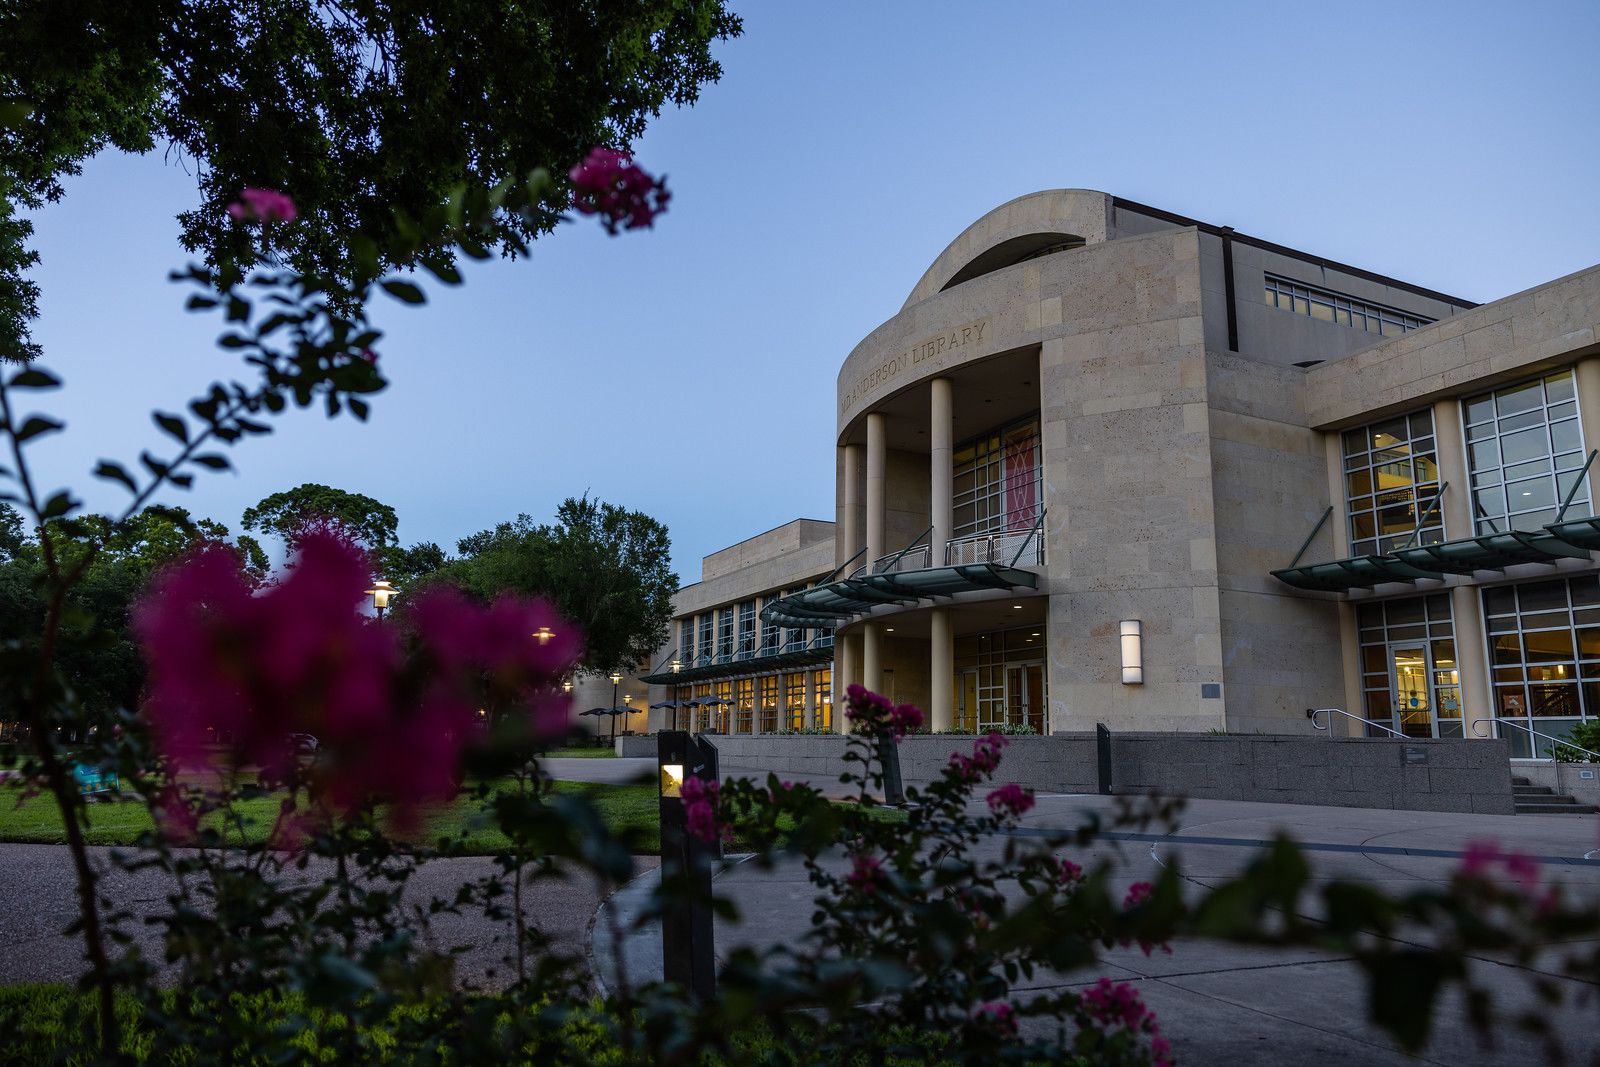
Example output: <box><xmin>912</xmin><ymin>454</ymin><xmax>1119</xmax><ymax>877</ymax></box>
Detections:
<box><xmin>646</xmin><ymin>189</ymin><xmax>1600</xmax><ymax>756</ymax></box>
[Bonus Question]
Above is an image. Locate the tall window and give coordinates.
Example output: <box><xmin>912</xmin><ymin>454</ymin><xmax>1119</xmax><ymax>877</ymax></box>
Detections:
<box><xmin>679</xmin><ymin>619</ymin><xmax>695</xmax><ymax>666</ymax></box>
<box><xmin>953</xmin><ymin>418</ymin><xmax>1042</xmax><ymax>538</ymax></box>
<box><xmin>1341</xmin><ymin>410</ymin><xmax>1442</xmax><ymax>557</ymax></box>
<box><xmin>815</xmin><ymin>669</ymin><xmax>832</xmax><ymax>731</ymax></box>
<box><xmin>784</xmin><ymin>588</ymin><xmax>807</xmax><ymax>651</ymax></box>
<box><xmin>761</xmin><ymin>608</ymin><xmax>782</xmax><ymax>655</ymax></box>
<box><xmin>737</xmin><ymin>600</ymin><xmax>757</xmax><ymax>658</ymax></box>
<box><xmin>735</xmin><ymin>678</ymin><xmax>754</xmax><ymax>733</ymax></box>
<box><xmin>784</xmin><ymin>673</ymin><xmax>806</xmax><ymax>730</ymax></box>
<box><xmin>1483</xmin><ymin>577</ymin><xmax>1600</xmax><ymax>756</ymax></box>
<box><xmin>1464</xmin><ymin>370</ymin><xmax>1589</xmax><ymax>534</ymax></box>
<box><xmin>697</xmin><ymin>614</ymin><xmax>713</xmax><ymax>666</ymax></box>
<box><xmin>759</xmin><ymin>676</ymin><xmax>779</xmax><ymax>733</ymax></box>
<box><xmin>716</xmin><ymin>608</ymin><xmax>734</xmax><ymax>660</ymax></box>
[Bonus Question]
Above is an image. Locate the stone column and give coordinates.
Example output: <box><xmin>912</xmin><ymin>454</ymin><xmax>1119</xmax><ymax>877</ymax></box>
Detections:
<box><xmin>1323</xmin><ymin>432</ymin><xmax>1351</xmax><ymax>558</ymax></box>
<box><xmin>866</xmin><ymin>412</ymin><xmax>886</xmax><ymax>567</ymax></box>
<box><xmin>862</xmin><ymin>622</ymin><xmax>882</xmax><ymax>695</ymax></box>
<box><xmin>931</xmin><ymin>377</ymin><xmax>953</xmax><ymax>564</ymax></box>
<box><xmin>841</xmin><ymin>444</ymin><xmax>863</xmax><ymax>567</ymax></box>
<box><xmin>836</xmin><ymin>634</ymin><xmax>856</xmax><ymax>734</ymax></box>
<box><xmin>1432</xmin><ymin>398</ymin><xmax>1472</xmax><ymax>540</ymax></box>
<box><xmin>1452</xmin><ymin>584</ymin><xmax>1493</xmax><ymax>743</ymax></box>
<box><xmin>930</xmin><ymin>606</ymin><xmax>954</xmax><ymax>731</ymax></box>
<box><xmin>803</xmin><ymin>669</ymin><xmax>816</xmax><ymax>731</ymax></box>
<box><xmin>1337</xmin><ymin>601</ymin><xmax>1363</xmax><ymax>738</ymax></box>
<box><xmin>1576</xmin><ymin>357</ymin><xmax>1600</xmax><ymax>471</ymax></box>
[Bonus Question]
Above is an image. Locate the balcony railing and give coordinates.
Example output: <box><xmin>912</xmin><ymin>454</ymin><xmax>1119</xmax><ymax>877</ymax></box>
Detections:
<box><xmin>944</xmin><ymin>527</ymin><xmax>1045</xmax><ymax>567</ymax></box>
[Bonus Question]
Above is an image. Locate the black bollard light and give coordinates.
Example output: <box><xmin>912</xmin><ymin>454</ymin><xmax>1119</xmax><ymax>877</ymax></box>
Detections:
<box><xmin>658</xmin><ymin>730</ymin><xmax>717</xmax><ymax>1000</ymax></box>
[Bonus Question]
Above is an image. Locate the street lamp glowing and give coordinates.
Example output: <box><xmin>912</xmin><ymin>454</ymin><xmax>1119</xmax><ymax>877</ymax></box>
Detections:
<box><xmin>562</xmin><ymin>680</ymin><xmax>572</xmax><ymax>694</ymax></box>
<box><xmin>610</xmin><ymin>671</ymin><xmax>622</xmax><ymax>686</ymax></box>
<box><xmin>670</xmin><ymin>659</ymin><xmax>682</xmax><ymax>673</ymax></box>
<box><xmin>365</xmin><ymin>579</ymin><xmax>398</xmax><ymax>619</ymax></box>
<box><xmin>534</xmin><ymin>626</ymin><xmax>554</xmax><ymax>644</ymax></box>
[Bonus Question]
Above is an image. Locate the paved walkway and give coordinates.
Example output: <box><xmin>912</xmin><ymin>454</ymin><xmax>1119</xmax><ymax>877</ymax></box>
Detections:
<box><xmin>0</xmin><ymin>843</ymin><xmax>655</xmax><ymax>989</ymax></box>
<box><xmin>595</xmin><ymin>793</ymin><xmax>1600</xmax><ymax>1066</ymax></box>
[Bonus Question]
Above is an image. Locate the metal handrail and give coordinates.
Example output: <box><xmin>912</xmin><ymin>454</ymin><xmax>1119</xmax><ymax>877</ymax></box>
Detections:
<box><xmin>1305</xmin><ymin>706</ymin><xmax>1407</xmax><ymax>740</ymax></box>
<box><xmin>1471</xmin><ymin>718</ymin><xmax>1600</xmax><ymax>761</ymax></box>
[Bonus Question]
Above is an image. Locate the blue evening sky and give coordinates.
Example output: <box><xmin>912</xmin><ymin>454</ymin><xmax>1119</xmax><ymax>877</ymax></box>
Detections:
<box><xmin>19</xmin><ymin>1</ymin><xmax>1600</xmax><ymax>582</ymax></box>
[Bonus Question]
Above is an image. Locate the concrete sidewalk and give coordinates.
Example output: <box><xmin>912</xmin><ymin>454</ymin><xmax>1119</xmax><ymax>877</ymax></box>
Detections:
<box><xmin>593</xmin><ymin>794</ymin><xmax>1600</xmax><ymax>1066</ymax></box>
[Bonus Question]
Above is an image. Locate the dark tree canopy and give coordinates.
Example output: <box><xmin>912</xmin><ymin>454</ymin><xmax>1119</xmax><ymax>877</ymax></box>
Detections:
<box><xmin>0</xmin><ymin>0</ymin><xmax>741</xmax><ymax>360</ymax></box>
<box><xmin>0</xmin><ymin>504</ymin><xmax>265</xmax><ymax>726</ymax></box>
<box><xmin>242</xmin><ymin>482</ymin><xmax>399</xmax><ymax>550</ymax></box>
<box><xmin>435</xmin><ymin>496</ymin><xmax>675</xmax><ymax>675</ymax></box>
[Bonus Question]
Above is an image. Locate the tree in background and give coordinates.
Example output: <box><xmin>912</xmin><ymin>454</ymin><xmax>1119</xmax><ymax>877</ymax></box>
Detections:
<box><xmin>0</xmin><ymin>503</ymin><xmax>266</xmax><ymax>730</ymax></box>
<box><xmin>241</xmin><ymin>482</ymin><xmax>399</xmax><ymax>550</ymax></box>
<box><xmin>439</xmin><ymin>496</ymin><xmax>675</xmax><ymax>675</ymax></box>
<box><xmin>0</xmin><ymin>0</ymin><xmax>740</xmax><ymax>362</ymax></box>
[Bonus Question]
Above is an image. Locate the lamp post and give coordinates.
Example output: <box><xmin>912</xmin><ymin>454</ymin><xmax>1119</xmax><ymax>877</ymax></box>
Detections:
<box><xmin>657</xmin><ymin>729</ymin><xmax>718</xmax><ymax>1001</ymax></box>
<box><xmin>670</xmin><ymin>658</ymin><xmax>683</xmax><ymax>731</ymax></box>
<box><xmin>610</xmin><ymin>670</ymin><xmax>623</xmax><ymax>745</ymax></box>
<box><xmin>365</xmin><ymin>579</ymin><xmax>398</xmax><ymax>621</ymax></box>
<box><xmin>622</xmin><ymin>693</ymin><xmax>633</xmax><ymax>739</ymax></box>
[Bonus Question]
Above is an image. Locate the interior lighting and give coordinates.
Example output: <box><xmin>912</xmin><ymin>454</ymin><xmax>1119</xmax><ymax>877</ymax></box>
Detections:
<box><xmin>1120</xmin><ymin>620</ymin><xmax>1144</xmax><ymax>685</ymax></box>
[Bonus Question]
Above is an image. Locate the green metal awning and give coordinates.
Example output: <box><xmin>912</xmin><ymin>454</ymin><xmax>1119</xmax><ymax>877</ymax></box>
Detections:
<box><xmin>1546</xmin><ymin>515</ymin><xmax>1600</xmax><ymax>550</ymax></box>
<box><xmin>1391</xmin><ymin>530</ymin><xmax>1591</xmax><ymax>574</ymax></box>
<box><xmin>639</xmin><ymin>643</ymin><xmax>834</xmax><ymax>685</ymax></box>
<box><xmin>761</xmin><ymin>563</ymin><xmax>1039</xmax><ymax>628</ymax></box>
<box><xmin>1271</xmin><ymin>555</ymin><xmax>1442</xmax><ymax>592</ymax></box>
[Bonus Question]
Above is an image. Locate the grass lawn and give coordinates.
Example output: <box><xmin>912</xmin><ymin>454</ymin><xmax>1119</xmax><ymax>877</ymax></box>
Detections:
<box><xmin>543</xmin><ymin>746</ymin><xmax>616</xmax><ymax>758</ymax></box>
<box><xmin>0</xmin><ymin>781</ymin><xmax>661</xmax><ymax>855</ymax></box>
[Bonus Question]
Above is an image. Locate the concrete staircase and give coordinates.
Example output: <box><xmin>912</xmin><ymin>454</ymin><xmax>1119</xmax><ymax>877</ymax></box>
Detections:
<box><xmin>1512</xmin><ymin>775</ymin><xmax>1593</xmax><ymax>815</ymax></box>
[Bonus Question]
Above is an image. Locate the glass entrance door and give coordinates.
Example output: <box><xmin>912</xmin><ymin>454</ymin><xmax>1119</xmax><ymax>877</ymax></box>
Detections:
<box><xmin>1389</xmin><ymin>644</ymin><xmax>1434</xmax><ymax>738</ymax></box>
<box><xmin>1005</xmin><ymin>664</ymin><xmax>1046</xmax><ymax>734</ymax></box>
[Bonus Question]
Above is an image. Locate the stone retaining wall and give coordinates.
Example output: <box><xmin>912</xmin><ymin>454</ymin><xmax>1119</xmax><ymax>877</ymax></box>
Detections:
<box><xmin>694</xmin><ymin>733</ymin><xmax>1515</xmax><ymax>814</ymax></box>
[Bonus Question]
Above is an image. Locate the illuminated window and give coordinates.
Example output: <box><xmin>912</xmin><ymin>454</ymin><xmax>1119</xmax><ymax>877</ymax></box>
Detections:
<box><xmin>784</xmin><ymin>673</ymin><xmax>806</xmax><ymax>730</ymax></box>
<box><xmin>1481</xmin><ymin>576</ymin><xmax>1600</xmax><ymax>756</ymax></box>
<box><xmin>1356</xmin><ymin>596</ymin><xmax>1458</xmax><ymax>740</ymax></box>
<box><xmin>815</xmin><ymin>669</ymin><xmax>832</xmax><ymax>730</ymax></box>
<box><xmin>1341</xmin><ymin>409</ymin><xmax>1442</xmax><ymax>557</ymax></box>
<box><xmin>759</xmin><ymin>676</ymin><xmax>779</xmax><ymax>733</ymax></box>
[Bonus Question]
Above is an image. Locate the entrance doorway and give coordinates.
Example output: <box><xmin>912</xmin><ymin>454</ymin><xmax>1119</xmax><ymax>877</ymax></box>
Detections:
<box><xmin>1385</xmin><ymin>643</ymin><xmax>1461</xmax><ymax>739</ymax></box>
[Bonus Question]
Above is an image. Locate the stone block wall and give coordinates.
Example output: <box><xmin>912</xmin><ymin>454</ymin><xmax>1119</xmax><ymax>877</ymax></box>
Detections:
<box><xmin>700</xmin><ymin>733</ymin><xmax>1515</xmax><ymax>814</ymax></box>
<box><xmin>1109</xmin><ymin>734</ymin><xmax>1515</xmax><ymax>814</ymax></box>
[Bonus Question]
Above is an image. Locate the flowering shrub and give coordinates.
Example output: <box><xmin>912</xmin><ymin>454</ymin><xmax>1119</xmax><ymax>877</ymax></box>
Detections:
<box><xmin>568</xmin><ymin>147</ymin><xmax>672</xmax><ymax>234</ymax></box>
<box><xmin>226</xmin><ymin>186</ymin><xmax>300</xmax><ymax>224</ymax></box>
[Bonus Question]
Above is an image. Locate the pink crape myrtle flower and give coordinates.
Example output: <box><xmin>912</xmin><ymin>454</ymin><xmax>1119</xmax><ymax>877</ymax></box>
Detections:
<box><xmin>973</xmin><ymin>1000</ymin><xmax>1018</xmax><ymax>1037</ymax></box>
<box><xmin>949</xmin><ymin>732</ymin><xmax>1008</xmax><ymax>784</ymax></box>
<box><xmin>985</xmin><ymin>782</ymin><xmax>1035</xmax><ymax>818</ymax></box>
<box><xmin>227</xmin><ymin>187</ymin><xmax>298</xmax><ymax>223</ymax></box>
<box><xmin>1078</xmin><ymin>977</ymin><xmax>1171</xmax><ymax>1064</ymax></box>
<box><xmin>136</xmin><ymin>529</ymin><xmax>579</xmax><ymax>831</ymax></box>
<box><xmin>679</xmin><ymin>775</ymin><xmax>726</xmax><ymax>844</ymax></box>
<box><xmin>568</xmin><ymin>148</ymin><xmax>670</xmax><ymax>234</ymax></box>
<box><xmin>1123</xmin><ymin>881</ymin><xmax>1154</xmax><ymax>909</ymax></box>
<box><xmin>1459</xmin><ymin>838</ymin><xmax>1542</xmax><ymax>894</ymax></box>
<box><xmin>843</xmin><ymin>684</ymin><xmax>924</xmax><ymax>741</ymax></box>
<box><xmin>847</xmin><ymin>852</ymin><xmax>886</xmax><ymax>894</ymax></box>
<box><xmin>1056</xmin><ymin>857</ymin><xmax>1085</xmax><ymax>888</ymax></box>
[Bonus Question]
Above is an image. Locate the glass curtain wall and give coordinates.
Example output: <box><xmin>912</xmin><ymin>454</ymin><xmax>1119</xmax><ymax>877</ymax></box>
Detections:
<box><xmin>697</xmin><ymin>615</ymin><xmax>714</xmax><ymax>668</ymax></box>
<box><xmin>953</xmin><ymin>418</ymin><xmax>1043</xmax><ymax>539</ymax></box>
<box><xmin>1483</xmin><ymin>576</ymin><xmax>1600</xmax><ymax>757</ymax></box>
<box><xmin>1465</xmin><ymin>370</ymin><xmax>1589</xmax><ymax>534</ymax></box>
<box><xmin>1341</xmin><ymin>410</ymin><xmax>1442</xmax><ymax>557</ymax></box>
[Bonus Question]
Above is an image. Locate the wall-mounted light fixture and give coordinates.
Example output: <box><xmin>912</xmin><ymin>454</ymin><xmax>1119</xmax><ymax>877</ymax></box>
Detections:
<box><xmin>660</xmin><ymin>762</ymin><xmax>684</xmax><ymax>798</ymax></box>
<box><xmin>1120</xmin><ymin>620</ymin><xmax>1143</xmax><ymax>685</ymax></box>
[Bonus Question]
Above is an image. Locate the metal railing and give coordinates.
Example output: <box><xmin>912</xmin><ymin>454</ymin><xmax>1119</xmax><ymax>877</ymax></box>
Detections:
<box><xmin>1471</xmin><ymin>718</ymin><xmax>1600</xmax><ymax>762</ymax></box>
<box><xmin>945</xmin><ymin>529</ymin><xmax>1044</xmax><ymax>566</ymax></box>
<box><xmin>1306</xmin><ymin>706</ymin><xmax>1408</xmax><ymax>739</ymax></box>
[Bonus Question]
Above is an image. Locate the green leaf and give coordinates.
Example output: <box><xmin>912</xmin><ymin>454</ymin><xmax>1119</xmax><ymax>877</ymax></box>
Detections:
<box><xmin>39</xmin><ymin>491</ymin><xmax>77</xmax><ymax>520</ymax></box>
<box><xmin>153</xmin><ymin>412</ymin><xmax>188</xmax><ymax>443</ymax></box>
<box><xmin>13</xmin><ymin>416</ymin><xmax>62</xmax><ymax>443</ymax></box>
<box><xmin>8</xmin><ymin>369</ymin><xmax>60</xmax><ymax>389</ymax></box>
<box><xmin>185</xmin><ymin>294</ymin><xmax>219</xmax><ymax>310</ymax></box>
<box><xmin>92</xmin><ymin>461</ymin><xmax>138</xmax><ymax>493</ymax></box>
<box><xmin>380</xmin><ymin>279</ymin><xmax>426</xmax><ymax>304</ymax></box>
<box><xmin>1369</xmin><ymin>950</ymin><xmax>1449</xmax><ymax>1051</ymax></box>
<box><xmin>348</xmin><ymin>397</ymin><xmax>370</xmax><ymax>421</ymax></box>
<box><xmin>420</xmin><ymin>256</ymin><xmax>461</xmax><ymax>284</ymax></box>
<box><xmin>191</xmin><ymin>454</ymin><xmax>230</xmax><ymax>470</ymax></box>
